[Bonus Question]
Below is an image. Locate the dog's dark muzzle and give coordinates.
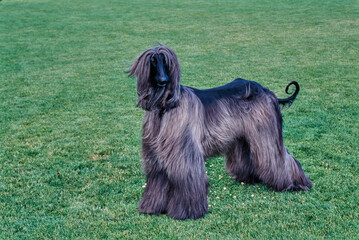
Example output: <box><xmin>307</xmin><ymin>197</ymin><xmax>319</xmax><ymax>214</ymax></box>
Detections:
<box><xmin>156</xmin><ymin>76</ymin><xmax>168</xmax><ymax>87</ymax></box>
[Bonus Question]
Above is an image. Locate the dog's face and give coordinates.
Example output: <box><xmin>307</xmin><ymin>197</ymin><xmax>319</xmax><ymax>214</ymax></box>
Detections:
<box><xmin>150</xmin><ymin>53</ymin><xmax>169</xmax><ymax>88</ymax></box>
<box><xmin>128</xmin><ymin>45</ymin><xmax>181</xmax><ymax>111</ymax></box>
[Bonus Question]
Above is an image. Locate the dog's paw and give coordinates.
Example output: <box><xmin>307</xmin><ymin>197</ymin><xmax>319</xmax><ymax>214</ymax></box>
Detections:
<box><xmin>138</xmin><ymin>197</ymin><xmax>167</xmax><ymax>215</ymax></box>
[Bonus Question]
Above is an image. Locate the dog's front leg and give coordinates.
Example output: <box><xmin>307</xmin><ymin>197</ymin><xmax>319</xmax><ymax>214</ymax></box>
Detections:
<box><xmin>165</xmin><ymin>145</ymin><xmax>209</xmax><ymax>220</ymax></box>
<box><xmin>139</xmin><ymin>168</ymin><xmax>170</xmax><ymax>215</ymax></box>
<box><xmin>138</xmin><ymin>143</ymin><xmax>170</xmax><ymax>215</ymax></box>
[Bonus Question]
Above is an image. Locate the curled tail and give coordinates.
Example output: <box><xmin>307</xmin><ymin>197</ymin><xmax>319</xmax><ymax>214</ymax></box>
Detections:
<box><xmin>278</xmin><ymin>81</ymin><xmax>300</xmax><ymax>110</ymax></box>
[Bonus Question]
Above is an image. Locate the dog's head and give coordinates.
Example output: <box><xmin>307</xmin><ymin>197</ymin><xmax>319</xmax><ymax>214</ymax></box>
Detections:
<box><xmin>128</xmin><ymin>45</ymin><xmax>181</xmax><ymax>111</ymax></box>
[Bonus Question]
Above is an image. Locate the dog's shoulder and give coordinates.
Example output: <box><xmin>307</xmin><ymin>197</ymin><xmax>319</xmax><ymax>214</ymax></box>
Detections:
<box><xmin>187</xmin><ymin>78</ymin><xmax>265</xmax><ymax>106</ymax></box>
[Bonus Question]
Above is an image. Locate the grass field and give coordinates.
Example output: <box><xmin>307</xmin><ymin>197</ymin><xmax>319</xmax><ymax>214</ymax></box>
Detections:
<box><xmin>1</xmin><ymin>0</ymin><xmax>358</xmax><ymax>239</ymax></box>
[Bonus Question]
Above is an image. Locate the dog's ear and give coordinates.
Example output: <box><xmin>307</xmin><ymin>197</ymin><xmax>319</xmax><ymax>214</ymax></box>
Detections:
<box><xmin>129</xmin><ymin>49</ymin><xmax>155</xmax><ymax>94</ymax></box>
<box><xmin>127</xmin><ymin>49</ymin><xmax>152</xmax><ymax>80</ymax></box>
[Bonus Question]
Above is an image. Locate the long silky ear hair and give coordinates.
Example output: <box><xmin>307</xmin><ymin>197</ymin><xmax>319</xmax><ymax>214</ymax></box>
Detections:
<box><xmin>128</xmin><ymin>45</ymin><xmax>181</xmax><ymax>111</ymax></box>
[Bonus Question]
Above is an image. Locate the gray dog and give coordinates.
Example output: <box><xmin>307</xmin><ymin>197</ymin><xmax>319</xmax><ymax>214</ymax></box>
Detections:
<box><xmin>128</xmin><ymin>45</ymin><xmax>311</xmax><ymax>220</ymax></box>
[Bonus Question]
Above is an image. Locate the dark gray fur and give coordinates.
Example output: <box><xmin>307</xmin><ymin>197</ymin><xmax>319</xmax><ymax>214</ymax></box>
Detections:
<box><xmin>128</xmin><ymin>45</ymin><xmax>311</xmax><ymax>220</ymax></box>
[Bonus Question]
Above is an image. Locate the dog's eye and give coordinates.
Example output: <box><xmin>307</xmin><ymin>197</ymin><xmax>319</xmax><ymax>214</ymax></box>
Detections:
<box><xmin>151</xmin><ymin>57</ymin><xmax>157</xmax><ymax>65</ymax></box>
<box><xmin>159</xmin><ymin>55</ymin><xmax>167</xmax><ymax>65</ymax></box>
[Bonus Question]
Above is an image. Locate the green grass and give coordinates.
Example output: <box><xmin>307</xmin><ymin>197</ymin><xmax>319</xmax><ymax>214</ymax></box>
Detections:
<box><xmin>0</xmin><ymin>0</ymin><xmax>358</xmax><ymax>239</ymax></box>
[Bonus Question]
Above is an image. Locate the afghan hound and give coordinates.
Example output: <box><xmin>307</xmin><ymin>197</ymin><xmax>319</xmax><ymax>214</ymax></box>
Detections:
<box><xmin>128</xmin><ymin>45</ymin><xmax>311</xmax><ymax>220</ymax></box>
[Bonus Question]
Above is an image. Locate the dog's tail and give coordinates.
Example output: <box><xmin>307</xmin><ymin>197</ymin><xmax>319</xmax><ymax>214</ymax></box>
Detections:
<box><xmin>278</xmin><ymin>81</ymin><xmax>300</xmax><ymax>110</ymax></box>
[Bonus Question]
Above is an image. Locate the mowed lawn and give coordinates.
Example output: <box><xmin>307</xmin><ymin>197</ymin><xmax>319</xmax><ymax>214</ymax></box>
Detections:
<box><xmin>0</xmin><ymin>0</ymin><xmax>358</xmax><ymax>239</ymax></box>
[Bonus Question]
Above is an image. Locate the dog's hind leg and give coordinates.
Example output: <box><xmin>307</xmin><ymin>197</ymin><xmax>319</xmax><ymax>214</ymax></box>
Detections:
<box><xmin>252</xmin><ymin>142</ymin><xmax>312</xmax><ymax>192</ymax></box>
<box><xmin>225</xmin><ymin>138</ymin><xmax>260</xmax><ymax>184</ymax></box>
<box><xmin>282</xmin><ymin>149</ymin><xmax>312</xmax><ymax>191</ymax></box>
<box><xmin>244</xmin><ymin>104</ymin><xmax>312</xmax><ymax>191</ymax></box>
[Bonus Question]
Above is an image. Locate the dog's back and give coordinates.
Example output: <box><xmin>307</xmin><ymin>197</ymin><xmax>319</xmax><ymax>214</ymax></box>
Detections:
<box><xmin>189</xmin><ymin>78</ymin><xmax>298</xmax><ymax>110</ymax></box>
<box><xmin>188</xmin><ymin>78</ymin><xmax>268</xmax><ymax>106</ymax></box>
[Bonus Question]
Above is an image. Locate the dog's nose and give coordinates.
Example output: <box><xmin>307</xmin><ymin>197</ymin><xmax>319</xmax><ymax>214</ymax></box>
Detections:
<box><xmin>156</xmin><ymin>77</ymin><xmax>168</xmax><ymax>86</ymax></box>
